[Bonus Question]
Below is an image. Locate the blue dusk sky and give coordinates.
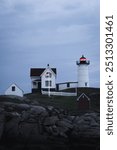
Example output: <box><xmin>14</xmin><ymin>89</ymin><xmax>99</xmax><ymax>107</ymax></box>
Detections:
<box><xmin>0</xmin><ymin>0</ymin><xmax>100</xmax><ymax>94</ymax></box>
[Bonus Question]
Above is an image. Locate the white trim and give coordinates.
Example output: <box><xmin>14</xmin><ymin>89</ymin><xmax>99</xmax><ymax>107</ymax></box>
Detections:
<box><xmin>40</xmin><ymin>67</ymin><xmax>56</xmax><ymax>77</ymax></box>
<box><xmin>42</xmin><ymin>91</ymin><xmax>77</xmax><ymax>96</ymax></box>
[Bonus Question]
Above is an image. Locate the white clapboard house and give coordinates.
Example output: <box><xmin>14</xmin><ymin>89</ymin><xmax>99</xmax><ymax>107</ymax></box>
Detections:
<box><xmin>30</xmin><ymin>64</ymin><xmax>57</xmax><ymax>93</ymax></box>
<box><xmin>5</xmin><ymin>83</ymin><xmax>24</xmax><ymax>97</ymax></box>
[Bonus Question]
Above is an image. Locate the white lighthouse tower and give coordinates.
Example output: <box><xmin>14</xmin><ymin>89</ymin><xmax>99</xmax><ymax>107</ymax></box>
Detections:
<box><xmin>76</xmin><ymin>55</ymin><xmax>90</xmax><ymax>87</ymax></box>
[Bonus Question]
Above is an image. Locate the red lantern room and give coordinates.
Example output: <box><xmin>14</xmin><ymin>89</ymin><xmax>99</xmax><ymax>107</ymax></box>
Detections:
<box><xmin>76</xmin><ymin>55</ymin><xmax>90</xmax><ymax>65</ymax></box>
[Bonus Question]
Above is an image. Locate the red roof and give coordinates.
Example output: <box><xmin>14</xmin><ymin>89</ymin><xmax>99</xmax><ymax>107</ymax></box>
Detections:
<box><xmin>30</xmin><ymin>68</ymin><xmax>57</xmax><ymax>76</ymax></box>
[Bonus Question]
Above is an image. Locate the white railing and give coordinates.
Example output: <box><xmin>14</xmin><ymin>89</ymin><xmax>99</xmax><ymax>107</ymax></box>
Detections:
<box><xmin>41</xmin><ymin>91</ymin><xmax>77</xmax><ymax>96</ymax></box>
<box><xmin>57</xmin><ymin>82</ymin><xmax>78</xmax><ymax>91</ymax></box>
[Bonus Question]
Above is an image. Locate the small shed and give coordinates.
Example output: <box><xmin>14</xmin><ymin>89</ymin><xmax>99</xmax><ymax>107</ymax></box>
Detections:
<box><xmin>5</xmin><ymin>83</ymin><xmax>24</xmax><ymax>97</ymax></box>
<box><xmin>77</xmin><ymin>93</ymin><xmax>90</xmax><ymax>110</ymax></box>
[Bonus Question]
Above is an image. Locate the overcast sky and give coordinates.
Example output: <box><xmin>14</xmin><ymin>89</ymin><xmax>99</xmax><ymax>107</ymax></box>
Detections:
<box><xmin>0</xmin><ymin>0</ymin><xmax>100</xmax><ymax>94</ymax></box>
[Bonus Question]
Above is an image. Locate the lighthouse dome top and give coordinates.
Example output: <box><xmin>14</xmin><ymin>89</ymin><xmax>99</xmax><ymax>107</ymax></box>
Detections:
<box><xmin>76</xmin><ymin>55</ymin><xmax>90</xmax><ymax>65</ymax></box>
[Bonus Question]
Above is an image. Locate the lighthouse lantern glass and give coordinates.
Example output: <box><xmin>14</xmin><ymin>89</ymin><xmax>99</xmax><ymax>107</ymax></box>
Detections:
<box><xmin>80</xmin><ymin>58</ymin><xmax>86</xmax><ymax>61</ymax></box>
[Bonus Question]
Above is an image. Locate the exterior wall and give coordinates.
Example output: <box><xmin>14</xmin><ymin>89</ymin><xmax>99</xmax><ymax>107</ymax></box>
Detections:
<box><xmin>77</xmin><ymin>93</ymin><xmax>90</xmax><ymax>110</ymax></box>
<box><xmin>5</xmin><ymin>84</ymin><xmax>23</xmax><ymax>97</ymax></box>
<box><xmin>57</xmin><ymin>82</ymin><xmax>78</xmax><ymax>91</ymax></box>
<box><xmin>77</xmin><ymin>98</ymin><xmax>90</xmax><ymax>110</ymax></box>
<box><xmin>77</xmin><ymin>64</ymin><xmax>89</xmax><ymax>87</ymax></box>
<box><xmin>57</xmin><ymin>83</ymin><xmax>67</xmax><ymax>90</ymax></box>
<box><xmin>41</xmin><ymin>68</ymin><xmax>56</xmax><ymax>89</ymax></box>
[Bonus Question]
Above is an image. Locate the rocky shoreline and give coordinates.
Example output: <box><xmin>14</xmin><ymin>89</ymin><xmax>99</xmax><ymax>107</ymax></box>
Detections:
<box><xmin>0</xmin><ymin>98</ymin><xmax>100</xmax><ymax>150</ymax></box>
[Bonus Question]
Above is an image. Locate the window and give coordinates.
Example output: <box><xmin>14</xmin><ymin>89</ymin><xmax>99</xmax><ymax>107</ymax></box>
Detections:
<box><xmin>45</xmin><ymin>72</ymin><xmax>52</xmax><ymax>78</ymax></box>
<box><xmin>67</xmin><ymin>83</ymin><xmax>70</xmax><ymax>88</ymax></box>
<box><xmin>12</xmin><ymin>86</ymin><xmax>15</xmax><ymax>91</ymax></box>
<box><xmin>33</xmin><ymin>82</ymin><xmax>36</xmax><ymax>86</ymax></box>
<box><xmin>85</xmin><ymin>82</ymin><xmax>87</xmax><ymax>87</ymax></box>
<box><xmin>45</xmin><ymin>80</ymin><xmax>52</xmax><ymax>87</ymax></box>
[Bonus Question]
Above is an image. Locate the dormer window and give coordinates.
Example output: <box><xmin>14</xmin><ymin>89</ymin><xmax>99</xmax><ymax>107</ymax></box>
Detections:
<box><xmin>45</xmin><ymin>72</ymin><xmax>52</xmax><ymax>78</ymax></box>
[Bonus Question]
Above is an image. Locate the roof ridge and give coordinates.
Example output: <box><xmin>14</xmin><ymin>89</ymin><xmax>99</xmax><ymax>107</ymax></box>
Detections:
<box><xmin>30</xmin><ymin>68</ymin><xmax>57</xmax><ymax>76</ymax></box>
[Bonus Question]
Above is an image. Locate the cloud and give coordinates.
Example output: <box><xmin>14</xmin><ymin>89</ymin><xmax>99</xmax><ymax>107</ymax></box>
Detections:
<box><xmin>0</xmin><ymin>0</ymin><xmax>99</xmax><ymax>46</ymax></box>
<box><xmin>0</xmin><ymin>0</ymin><xmax>99</xmax><ymax>20</ymax></box>
<box><xmin>0</xmin><ymin>0</ymin><xmax>100</xmax><ymax>93</ymax></box>
<box><xmin>0</xmin><ymin>23</ymin><xmax>98</xmax><ymax>52</ymax></box>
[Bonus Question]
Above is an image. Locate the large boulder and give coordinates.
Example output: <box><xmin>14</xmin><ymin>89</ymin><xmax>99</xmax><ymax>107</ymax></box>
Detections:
<box><xmin>44</xmin><ymin>116</ymin><xmax>59</xmax><ymax>126</ymax></box>
<box><xmin>30</xmin><ymin>106</ymin><xmax>46</xmax><ymax>115</ymax></box>
<box><xmin>4</xmin><ymin>114</ymin><xmax>20</xmax><ymax>139</ymax></box>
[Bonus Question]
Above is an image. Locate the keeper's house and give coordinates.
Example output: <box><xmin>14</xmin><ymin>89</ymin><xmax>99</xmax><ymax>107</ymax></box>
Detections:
<box><xmin>30</xmin><ymin>64</ymin><xmax>57</xmax><ymax>93</ymax></box>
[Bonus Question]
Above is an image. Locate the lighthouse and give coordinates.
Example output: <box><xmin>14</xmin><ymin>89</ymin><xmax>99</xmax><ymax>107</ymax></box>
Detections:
<box><xmin>76</xmin><ymin>55</ymin><xmax>90</xmax><ymax>87</ymax></box>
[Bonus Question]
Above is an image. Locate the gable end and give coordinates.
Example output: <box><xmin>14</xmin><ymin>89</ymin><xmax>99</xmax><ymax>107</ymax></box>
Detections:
<box><xmin>30</xmin><ymin>68</ymin><xmax>57</xmax><ymax>77</ymax></box>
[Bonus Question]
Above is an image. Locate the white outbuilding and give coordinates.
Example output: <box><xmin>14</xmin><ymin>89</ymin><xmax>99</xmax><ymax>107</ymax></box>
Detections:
<box><xmin>5</xmin><ymin>83</ymin><xmax>24</xmax><ymax>97</ymax></box>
